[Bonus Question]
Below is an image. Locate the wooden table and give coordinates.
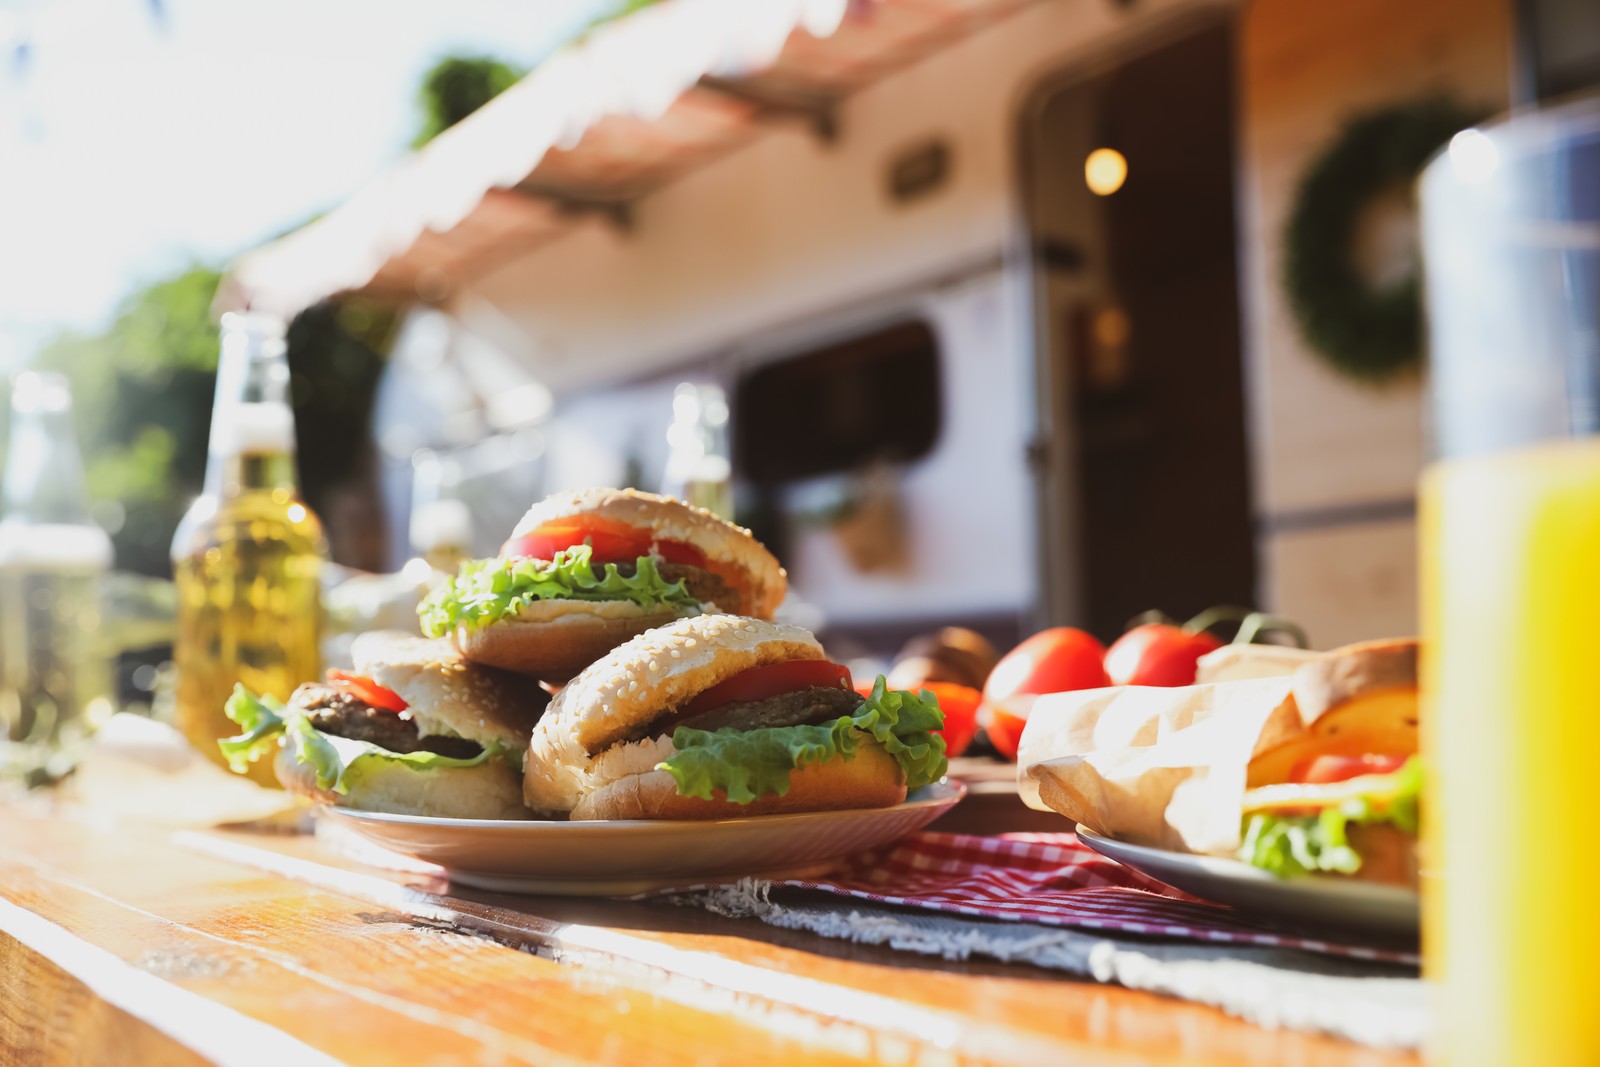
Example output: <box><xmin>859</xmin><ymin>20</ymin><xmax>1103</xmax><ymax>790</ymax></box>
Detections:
<box><xmin>0</xmin><ymin>792</ymin><xmax>1416</xmax><ymax>1066</ymax></box>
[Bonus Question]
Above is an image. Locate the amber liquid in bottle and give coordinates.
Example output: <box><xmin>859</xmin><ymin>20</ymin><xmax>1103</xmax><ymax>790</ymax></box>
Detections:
<box><xmin>171</xmin><ymin>316</ymin><xmax>326</xmax><ymax>783</ymax></box>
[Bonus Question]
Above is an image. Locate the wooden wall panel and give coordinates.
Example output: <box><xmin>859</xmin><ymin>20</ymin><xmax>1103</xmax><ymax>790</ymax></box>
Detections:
<box><xmin>1236</xmin><ymin>0</ymin><xmax>1512</xmax><ymax>641</ymax></box>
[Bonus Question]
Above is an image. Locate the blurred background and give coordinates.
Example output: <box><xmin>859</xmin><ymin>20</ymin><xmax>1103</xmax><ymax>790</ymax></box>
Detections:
<box><xmin>2</xmin><ymin>0</ymin><xmax>1598</xmax><ymax>714</ymax></box>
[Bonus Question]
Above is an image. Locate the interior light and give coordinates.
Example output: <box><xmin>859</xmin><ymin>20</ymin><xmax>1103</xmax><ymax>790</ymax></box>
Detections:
<box><xmin>1085</xmin><ymin>148</ymin><xmax>1128</xmax><ymax>196</ymax></box>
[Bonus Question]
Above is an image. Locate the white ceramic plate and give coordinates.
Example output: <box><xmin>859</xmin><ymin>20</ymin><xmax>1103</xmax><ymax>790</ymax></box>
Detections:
<box><xmin>1076</xmin><ymin>826</ymin><xmax>1419</xmax><ymax>937</ymax></box>
<box><xmin>319</xmin><ymin>780</ymin><xmax>967</xmax><ymax>896</ymax></box>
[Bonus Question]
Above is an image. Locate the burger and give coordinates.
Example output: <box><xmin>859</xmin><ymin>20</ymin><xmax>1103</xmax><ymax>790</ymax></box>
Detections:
<box><xmin>523</xmin><ymin>615</ymin><xmax>948</xmax><ymax>820</ymax></box>
<box><xmin>1236</xmin><ymin>639</ymin><xmax>1421</xmax><ymax>887</ymax></box>
<box><xmin>218</xmin><ymin>632</ymin><xmax>549</xmax><ymax>820</ymax></box>
<box><xmin>419</xmin><ymin>489</ymin><xmax>786</xmax><ymax>683</ymax></box>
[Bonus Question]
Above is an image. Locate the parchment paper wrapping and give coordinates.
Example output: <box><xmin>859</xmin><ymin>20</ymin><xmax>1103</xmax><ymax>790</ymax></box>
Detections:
<box><xmin>1015</xmin><ymin>679</ymin><xmax>1300</xmax><ymax>855</ymax></box>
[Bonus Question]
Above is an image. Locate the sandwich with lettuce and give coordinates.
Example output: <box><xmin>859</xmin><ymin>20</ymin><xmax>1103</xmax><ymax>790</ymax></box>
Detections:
<box><xmin>218</xmin><ymin>631</ymin><xmax>549</xmax><ymax>820</ymax></box>
<box><xmin>419</xmin><ymin>488</ymin><xmax>787</xmax><ymax>685</ymax></box>
<box><xmin>1236</xmin><ymin>638</ymin><xmax>1421</xmax><ymax>887</ymax></box>
<box><xmin>522</xmin><ymin>614</ymin><xmax>948</xmax><ymax>820</ymax></box>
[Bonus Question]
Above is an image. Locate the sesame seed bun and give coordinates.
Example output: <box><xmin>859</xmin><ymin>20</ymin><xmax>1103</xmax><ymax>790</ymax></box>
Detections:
<box><xmin>523</xmin><ymin>615</ymin><xmax>910</xmax><ymax>819</ymax></box>
<box><xmin>510</xmin><ymin>488</ymin><xmax>787</xmax><ymax>618</ymax></box>
<box><xmin>450</xmin><ymin>606</ymin><xmax>683</xmax><ymax>683</ymax></box>
<box><xmin>350</xmin><ymin>631</ymin><xmax>549</xmax><ymax>750</ymax></box>
<box><xmin>571</xmin><ymin>739</ymin><xmax>906</xmax><ymax>820</ymax></box>
<box><xmin>269</xmin><ymin>632</ymin><xmax>547</xmax><ymax>819</ymax></box>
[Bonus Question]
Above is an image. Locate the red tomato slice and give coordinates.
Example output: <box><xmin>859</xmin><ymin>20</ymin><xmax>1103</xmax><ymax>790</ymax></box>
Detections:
<box><xmin>1104</xmin><ymin>624</ymin><xmax>1224</xmax><ymax>687</ymax></box>
<box><xmin>684</xmin><ymin>660</ymin><xmax>853</xmax><ymax>715</ymax></box>
<box><xmin>1289</xmin><ymin>753</ymin><xmax>1409</xmax><ymax>785</ymax></box>
<box><xmin>325</xmin><ymin>670</ymin><xmax>408</xmax><ymax>713</ymax></box>
<box><xmin>919</xmin><ymin>681</ymin><xmax>980</xmax><ymax>759</ymax></box>
<box><xmin>502</xmin><ymin>516</ymin><xmax>708</xmax><ymax>567</ymax></box>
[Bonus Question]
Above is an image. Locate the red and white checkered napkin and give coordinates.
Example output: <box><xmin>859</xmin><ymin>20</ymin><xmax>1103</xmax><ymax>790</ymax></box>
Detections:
<box><xmin>767</xmin><ymin>831</ymin><xmax>1419</xmax><ymax>965</ymax></box>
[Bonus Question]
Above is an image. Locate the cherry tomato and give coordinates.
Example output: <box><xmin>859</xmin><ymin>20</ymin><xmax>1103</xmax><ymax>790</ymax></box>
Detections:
<box><xmin>1103</xmin><ymin>623</ymin><xmax>1224</xmax><ymax>687</ymax></box>
<box><xmin>919</xmin><ymin>682</ymin><xmax>980</xmax><ymax>758</ymax></box>
<box><xmin>981</xmin><ymin>698</ymin><xmax>1033</xmax><ymax>762</ymax></box>
<box><xmin>502</xmin><ymin>516</ymin><xmax>708</xmax><ymax>567</ymax></box>
<box><xmin>1290</xmin><ymin>753</ymin><xmax>1409</xmax><ymax>785</ymax></box>
<box><xmin>984</xmin><ymin>628</ymin><xmax>1109</xmax><ymax>703</ymax></box>
<box><xmin>325</xmin><ymin>670</ymin><xmax>408</xmax><ymax>714</ymax></box>
<box><xmin>981</xmin><ymin>628</ymin><xmax>1110</xmax><ymax>761</ymax></box>
<box><xmin>684</xmin><ymin>660</ymin><xmax>853</xmax><ymax>714</ymax></box>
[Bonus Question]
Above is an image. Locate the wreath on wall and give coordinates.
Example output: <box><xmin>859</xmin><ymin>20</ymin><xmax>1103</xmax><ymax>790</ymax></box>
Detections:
<box><xmin>1283</xmin><ymin>98</ymin><xmax>1478</xmax><ymax>383</ymax></box>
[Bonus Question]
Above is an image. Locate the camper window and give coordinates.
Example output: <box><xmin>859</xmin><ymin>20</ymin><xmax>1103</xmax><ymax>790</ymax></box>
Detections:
<box><xmin>733</xmin><ymin>320</ymin><xmax>941</xmax><ymax>483</ymax></box>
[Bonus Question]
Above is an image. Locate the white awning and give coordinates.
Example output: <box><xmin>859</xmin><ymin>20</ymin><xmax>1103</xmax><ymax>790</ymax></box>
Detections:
<box><xmin>219</xmin><ymin>0</ymin><xmax>1038</xmax><ymax>316</ymax></box>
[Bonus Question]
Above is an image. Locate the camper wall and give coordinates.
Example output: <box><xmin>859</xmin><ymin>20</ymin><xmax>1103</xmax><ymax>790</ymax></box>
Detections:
<box><xmin>1236</xmin><ymin>0</ymin><xmax>1512</xmax><ymax>647</ymax></box>
<box><xmin>455</xmin><ymin>0</ymin><xmax>1229</xmax><ymax>633</ymax></box>
<box><xmin>448</xmin><ymin>0</ymin><xmax>1506</xmax><ymax>647</ymax></box>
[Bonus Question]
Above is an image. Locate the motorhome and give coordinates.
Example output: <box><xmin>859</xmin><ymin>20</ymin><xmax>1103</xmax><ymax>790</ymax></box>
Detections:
<box><xmin>225</xmin><ymin>0</ymin><xmax>1518</xmax><ymax>654</ymax></box>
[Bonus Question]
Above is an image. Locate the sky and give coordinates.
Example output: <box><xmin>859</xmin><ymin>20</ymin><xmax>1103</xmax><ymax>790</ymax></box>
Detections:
<box><xmin>0</xmin><ymin>0</ymin><xmax>610</xmax><ymax>366</ymax></box>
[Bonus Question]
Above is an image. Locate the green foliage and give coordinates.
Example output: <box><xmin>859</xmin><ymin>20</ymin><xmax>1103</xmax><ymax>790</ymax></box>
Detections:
<box><xmin>29</xmin><ymin>266</ymin><xmax>224</xmax><ymax>576</ymax></box>
<box><xmin>407</xmin><ymin>6</ymin><xmax>673</xmax><ymax>149</ymax></box>
<box><xmin>1283</xmin><ymin>98</ymin><xmax>1478</xmax><ymax>383</ymax></box>
<box><xmin>411</xmin><ymin>55</ymin><xmax>524</xmax><ymax>148</ymax></box>
<box><xmin>21</xmin><ymin>267</ymin><xmax>393</xmax><ymax>576</ymax></box>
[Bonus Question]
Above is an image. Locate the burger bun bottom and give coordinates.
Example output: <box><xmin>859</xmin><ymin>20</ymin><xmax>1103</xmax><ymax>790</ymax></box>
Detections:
<box><xmin>573</xmin><ymin>740</ymin><xmax>907</xmax><ymax>821</ymax></box>
<box><xmin>1346</xmin><ymin>822</ymin><xmax>1418</xmax><ymax>890</ymax></box>
<box><xmin>455</xmin><ymin>610</ymin><xmax>682</xmax><ymax>683</ymax></box>
<box><xmin>275</xmin><ymin>735</ymin><xmax>530</xmax><ymax>821</ymax></box>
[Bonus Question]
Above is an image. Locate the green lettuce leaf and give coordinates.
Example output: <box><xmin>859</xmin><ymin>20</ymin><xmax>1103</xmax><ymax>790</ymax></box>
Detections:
<box><xmin>419</xmin><ymin>544</ymin><xmax>704</xmax><ymax>637</ymax></box>
<box><xmin>217</xmin><ymin>685</ymin><xmax>289</xmax><ymax>772</ymax></box>
<box><xmin>657</xmin><ymin>676</ymin><xmax>948</xmax><ymax>804</ymax></box>
<box><xmin>218</xmin><ymin>684</ymin><xmax>500</xmax><ymax>795</ymax></box>
<box><xmin>1238</xmin><ymin>756</ymin><xmax>1422</xmax><ymax>878</ymax></box>
<box><xmin>281</xmin><ymin>711</ymin><xmax>499</xmax><ymax>795</ymax></box>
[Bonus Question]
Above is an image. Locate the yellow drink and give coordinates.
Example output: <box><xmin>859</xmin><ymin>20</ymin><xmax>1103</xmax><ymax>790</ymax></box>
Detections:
<box><xmin>171</xmin><ymin>314</ymin><xmax>327</xmax><ymax>783</ymax></box>
<box><xmin>172</xmin><ymin>456</ymin><xmax>325</xmax><ymax>782</ymax></box>
<box><xmin>1421</xmin><ymin>440</ymin><xmax>1600</xmax><ymax>1065</ymax></box>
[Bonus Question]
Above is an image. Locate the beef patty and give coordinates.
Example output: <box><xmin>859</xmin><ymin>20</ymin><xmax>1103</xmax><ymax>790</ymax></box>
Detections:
<box><xmin>617</xmin><ymin>685</ymin><xmax>864</xmax><ymax>747</ymax></box>
<box><xmin>291</xmin><ymin>683</ymin><xmax>483</xmax><ymax>759</ymax></box>
<box><xmin>610</xmin><ymin>560</ymin><xmax>730</xmax><ymax>608</ymax></box>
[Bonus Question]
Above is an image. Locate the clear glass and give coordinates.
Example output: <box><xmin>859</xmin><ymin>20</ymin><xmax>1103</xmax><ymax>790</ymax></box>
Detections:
<box><xmin>0</xmin><ymin>372</ymin><xmax>114</xmax><ymax>782</ymax></box>
<box><xmin>171</xmin><ymin>313</ymin><xmax>326</xmax><ymax>782</ymax></box>
<box><xmin>1418</xmin><ymin>94</ymin><xmax>1600</xmax><ymax>1065</ymax></box>
<box><xmin>408</xmin><ymin>448</ymin><xmax>472</xmax><ymax>574</ymax></box>
<box><xmin>661</xmin><ymin>382</ymin><xmax>733</xmax><ymax>518</ymax></box>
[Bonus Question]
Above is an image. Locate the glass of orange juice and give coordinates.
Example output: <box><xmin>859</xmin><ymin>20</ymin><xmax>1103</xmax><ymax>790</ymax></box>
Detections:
<box><xmin>1419</xmin><ymin>95</ymin><xmax>1600</xmax><ymax>1065</ymax></box>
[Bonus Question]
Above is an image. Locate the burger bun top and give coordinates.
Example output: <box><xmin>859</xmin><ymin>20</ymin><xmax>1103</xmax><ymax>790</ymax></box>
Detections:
<box><xmin>349</xmin><ymin>631</ymin><xmax>549</xmax><ymax>753</ymax></box>
<box><xmin>522</xmin><ymin>615</ymin><xmax>824</xmax><ymax>813</ymax></box>
<box><xmin>510</xmin><ymin>488</ymin><xmax>786</xmax><ymax>618</ymax></box>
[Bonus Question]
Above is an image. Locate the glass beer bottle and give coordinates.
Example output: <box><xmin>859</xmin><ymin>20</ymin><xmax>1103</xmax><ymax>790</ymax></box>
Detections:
<box><xmin>172</xmin><ymin>312</ymin><xmax>326</xmax><ymax>782</ymax></box>
<box><xmin>0</xmin><ymin>372</ymin><xmax>114</xmax><ymax>782</ymax></box>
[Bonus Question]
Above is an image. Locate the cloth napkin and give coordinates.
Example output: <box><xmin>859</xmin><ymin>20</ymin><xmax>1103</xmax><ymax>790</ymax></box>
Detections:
<box><xmin>670</xmin><ymin>830</ymin><xmax>1418</xmax><ymax>964</ymax></box>
<box><xmin>668</xmin><ymin>830</ymin><xmax>1426</xmax><ymax>1049</ymax></box>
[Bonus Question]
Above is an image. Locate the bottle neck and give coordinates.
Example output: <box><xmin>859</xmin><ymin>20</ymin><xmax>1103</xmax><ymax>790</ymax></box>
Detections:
<box><xmin>204</xmin><ymin>316</ymin><xmax>300</xmax><ymax>499</ymax></box>
<box><xmin>3</xmin><ymin>394</ymin><xmax>93</xmax><ymax>526</ymax></box>
<box><xmin>206</xmin><ymin>448</ymin><xmax>300</xmax><ymax>498</ymax></box>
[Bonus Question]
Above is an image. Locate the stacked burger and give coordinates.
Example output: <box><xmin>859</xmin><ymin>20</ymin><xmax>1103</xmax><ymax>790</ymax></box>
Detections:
<box><xmin>219</xmin><ymin>489</ymin><xmax>947</xmax><ymax>822</ymax></box>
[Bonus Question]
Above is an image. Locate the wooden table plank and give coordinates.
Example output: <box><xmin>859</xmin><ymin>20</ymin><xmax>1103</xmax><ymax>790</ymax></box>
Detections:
<box><xmin>0</xmin><ymin>802</ymin><xmax>1416</xmax><ymax>1067</ymax></box>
